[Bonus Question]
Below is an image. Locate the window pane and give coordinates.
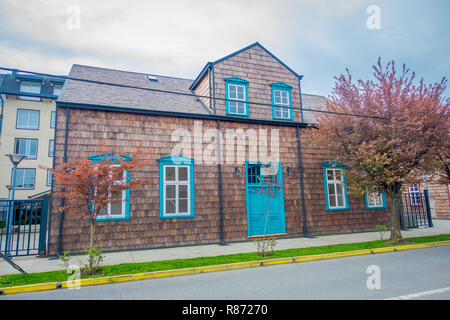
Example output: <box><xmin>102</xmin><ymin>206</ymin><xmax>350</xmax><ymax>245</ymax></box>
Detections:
<box><xmin>329</xmin><ymin>194</ymin><xmax>336</xmax><ymax>207</ymax></box>
<box><xmin>14</xmin><ymin>169</ymin><xmax>25</xmax><ymax>188</ymax></box>
<box><xmin>337</xmin><ymin>194</ymin><xmax>344</xmax><ymax>207</ymax></box>
<box><xmin>53</xmin><ymin>84</ymin><xmax>62</xmax><ymax>96</ymax></box>
<box><xmin>165</xmin><ymin>167</ymin><xmax>175</xmax><ymax>181</ymax></box>
<box><xmin>328</xmin><ymin>184</ymin><xmax>336</xmax><ymax>195</ymax></box>
<box><xmin>17</xmin><ymin>110</ymin><xmax>29</xmax><ymax>128</ymax></box>
<box><xmin>23</xmin><ymin>170</ymin><xmax>35</xmax><ymax>188</ymax></box>
<box><xmin>178</xmin><ymin>167</ymin><xmax>188</xmax><ymax>181</ymax></box>
<box><xmin>50</xmin><ymin>111</ymin><xmax>56</xmax><ymax>128</ymax></box>
<box><xmin>179</xmin><ymin>199</ymin><xmax>188</xmax><ymax>213</ymax></box>
<box><xmin>49</xmin><ymin>140</ymin><xmax>54</xmax><ymax>157</ymax></box>
<box><xmin>20</xmin><ymin>81</ymin><xmax>41</xmax><ymax>94</ymax></box>
<box><xmin>28</xmin><ymin>140</ymin><xmax>37</xmax><ymax>158</ymax></box>
<box><xmin>166</xmin><ymin>200</ymin><xmax>176</xmax><ymax>214</ymax></box>
<box><xmin>326</xmin><ymin>169</ymin><xmax>334</xmax><ymax>181</ymax></box>
<box><xmin>179</xmin><ymin>184</ymin><xmax>188</xmax><ymax>198</ymax></box>
<box><xmin>166</xmin><ymin>185</ymin><xmax>176</xmax><ymax>199</ymax></box>
<box><xmin>110</xmin><ymin>193</ymin><xmax>123</xmax><ymax>216</ymax></box>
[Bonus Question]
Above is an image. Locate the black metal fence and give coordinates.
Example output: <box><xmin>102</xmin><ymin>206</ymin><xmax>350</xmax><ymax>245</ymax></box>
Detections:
<box><xmin>0</xmin><ymin>196</ymin><xmax>48</xmax><ymax>257</ymax></box>
<box><xmin>401</xmin><ymin>189</ymin><xmax>433</xmax><ymax>229</ymax></box>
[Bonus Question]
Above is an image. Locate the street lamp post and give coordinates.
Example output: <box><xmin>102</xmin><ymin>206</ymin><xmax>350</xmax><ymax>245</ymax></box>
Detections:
<box><xmin>4</xmin><ymin>154</ymin><xmax>26</xmax><ymax>256</ymax></box>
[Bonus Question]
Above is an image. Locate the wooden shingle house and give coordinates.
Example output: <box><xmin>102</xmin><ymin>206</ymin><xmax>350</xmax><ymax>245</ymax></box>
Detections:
<box><xmin>48</xmin><ymin>42</ymin><xmax>389</xmax><ymax>255</ymax></box>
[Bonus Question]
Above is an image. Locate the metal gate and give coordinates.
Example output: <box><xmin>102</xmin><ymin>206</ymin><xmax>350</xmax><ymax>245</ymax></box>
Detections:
<box><xmin>401</xmin><ymin>189</ymin><xmax>433</xmax><ymax>229</ymax></box>
<box><xmin>0</xmin><ymin>195</ymin><xmax>48</xmax><ymax>257</ymax></box>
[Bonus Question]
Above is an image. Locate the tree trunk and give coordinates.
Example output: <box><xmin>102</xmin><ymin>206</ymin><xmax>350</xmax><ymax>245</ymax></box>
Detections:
<box><xmin>389</xmin><ymin>186</ymin><xmax>404</xmax><ymax>243</ymax></box>
<box><xmin>89</xmin><ymin>222</ymin><xmax>95</xmax><ymax>271</ymax></box>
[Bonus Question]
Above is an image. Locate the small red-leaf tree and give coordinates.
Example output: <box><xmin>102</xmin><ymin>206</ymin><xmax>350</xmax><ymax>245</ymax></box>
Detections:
<box><xmin>313</xmin><ymin>58</ymin><xmax>449</xmax><ymax>243</ymax></box>
<box><xmin>41</xmin><ymin>142</ymin><xmax>155</xmax><ymax>271</ymax></box>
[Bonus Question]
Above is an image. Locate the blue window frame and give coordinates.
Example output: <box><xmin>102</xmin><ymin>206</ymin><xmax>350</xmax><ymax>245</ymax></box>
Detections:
<box><xmin>16</xmin><ymin>109</ymin><xmax>40</xmax><ymax>130</ymax></box>
<box><xmin>322</xmin><ymin>162</ymin><xmax>350</xmax><ymax>211</ymax></box>
<box><xmin>225</xmin><ymin>77</ymin><xmax>249</xmax><ymax>117</ymax></box>
<box><xmin>19</xmin><ymin>81</ymin><xmax>42</xmax><ymax>101</ymax></box>
<box><xmin>158</xmin><ymin>155</ymin><xmax>195</xmax><ymax>219</ymax></box>
<box><xmin>11</xmin><ymin>168</ymin><xmax>36</xmax><ymax>190</ymax></box>
<box><xmin>365</xmin><ymin>192</ymin><xmax>387</xmax><ymax>209</ymax></box>
<box><xmin>88</xmin><ymin>153</ymin><xmax>131</xmax><ymax>221</ymax></box>
<box><xmin>271</xmin><ymin>83</ymin><xmax>293</xmax><ymax>120</ymax></box>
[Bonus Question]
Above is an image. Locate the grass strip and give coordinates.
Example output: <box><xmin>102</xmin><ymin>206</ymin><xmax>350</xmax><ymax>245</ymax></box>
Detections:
<box><xmin>1</xmin><ymin>234</ymin><xmax>449</xmax><ymax>289</ymax></box>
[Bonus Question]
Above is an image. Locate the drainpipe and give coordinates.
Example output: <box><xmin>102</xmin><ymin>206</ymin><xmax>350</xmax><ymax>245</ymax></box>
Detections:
<box><xmin>217</xmin><ymin>119</ymin><xmax>225</xmax><ymax>245</ymax></box>
<box><xmin>297</xmin><ymin>75</ymin><xmax>313</xmax><ymax>238</ymax></box>
<box><xmin>47</xmin><ymin>102</ymin><xmax>59</xmax><ymax>256</ymax></box>
<box><xmin>57</xmin><ymin>107</ymin><xmax>70</xmax><ymax>256</ymax></box>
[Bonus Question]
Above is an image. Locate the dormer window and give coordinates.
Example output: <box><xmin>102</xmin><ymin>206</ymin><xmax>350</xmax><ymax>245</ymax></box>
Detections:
<box><xmin>19</xmin><ymin>81</ymin><xmax>42</xmax><ymax>101</ymax></box>
<box><xmin>53</xmin><ymin>84</ymin><xmax>62</xmax><ymax>96</ymax></box>
<box><xmin>225</xmin><ymin>77</ymin><xmax>249</xmax><ymax>117</ymax></box>
<box><xmin>271</xmin><ymin>83</ymin><xmax>293</xmax><ymax>120</ymax></box>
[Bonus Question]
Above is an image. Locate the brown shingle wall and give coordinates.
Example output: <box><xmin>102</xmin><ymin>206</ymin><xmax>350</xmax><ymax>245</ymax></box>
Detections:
<box><xmin>193</xmin><ymin>71</ymin><xmax>212</xmax><ymax>113</ymax></box>
<box><xmin>213</xmin><ymin>45</ymin><xmax>303</xmax><ymax>122</ymax></box>
<box><xmin>300</xmin><ymin>131</ymin><xmax>390</xmax><ymax>234</ymax></box>
<box><xmin>49</xmin><ymin>108</ymin><xmax>390</xmax><ymax>254</ymax></box>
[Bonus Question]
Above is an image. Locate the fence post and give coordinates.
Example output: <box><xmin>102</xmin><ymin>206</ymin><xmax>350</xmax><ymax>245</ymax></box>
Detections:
<box><xmin>423</xmin><ymin>190</ymin><xmax>434</xmax><ymax>227</ymax></box>
<box><xmin>38</xmin><ymin>195</ymin><xmax>49</xmax><ymax>257</ymax></box>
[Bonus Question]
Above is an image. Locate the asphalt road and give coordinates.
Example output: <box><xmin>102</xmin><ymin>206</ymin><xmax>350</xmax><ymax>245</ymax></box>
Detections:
<box><xmin>1</xmin><ymin>246</ymin><xmax>449</xmax><ymax>300</ymax></box>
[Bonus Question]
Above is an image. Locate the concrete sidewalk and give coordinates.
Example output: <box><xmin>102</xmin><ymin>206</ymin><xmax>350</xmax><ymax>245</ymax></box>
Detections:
<box><xmin>1</xmin><ymin>220</ymin><xmax>449</xmax><ymax>276</ymax></box>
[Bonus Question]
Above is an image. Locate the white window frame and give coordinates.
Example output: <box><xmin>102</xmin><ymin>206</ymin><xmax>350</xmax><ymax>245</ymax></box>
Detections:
<box><xmin>227</xmin><ymin>83</ymin><xmax>246</xmax><ymax>115</ymax></box>
<box><xmin>273</xmin><ymin>89</ymin><xmax>290</xmax><ymax>119</ymax></box>
<box><xmin>325</xmin><ymin>168</ymin><xmax>347</xmax><ymax>209</ymax></box>
<box><xmin>96</xmin><ymin>167</ymin><xmax>127</xmax><ymax>219</ymax></box>
<box><xmin>163</xmin><ymin>165</ymin><xmax>191</xmax><ymax>217</ymax></box>
<box><xmin>367</xmin><ymin>192</ymin><xmax>382</xmax><ymax>207</ymax></box>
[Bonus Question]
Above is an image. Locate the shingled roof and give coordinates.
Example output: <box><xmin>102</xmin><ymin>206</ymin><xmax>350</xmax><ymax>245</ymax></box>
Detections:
<box><xmin>58</xmin><ymin>64</ymin><xmax>212</xmax><ymax>115</ymax></box>
<box><xmin>301</xmin><ymin>93</ymin><xmax>328</xmax><ymax>124</ymax></box>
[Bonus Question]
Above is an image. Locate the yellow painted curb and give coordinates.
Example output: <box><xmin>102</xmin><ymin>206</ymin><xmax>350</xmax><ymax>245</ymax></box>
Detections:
<box><xmin>1</xmin><ymin>240</ymin><xmax>449</xmax><ymax>295</ymax></box>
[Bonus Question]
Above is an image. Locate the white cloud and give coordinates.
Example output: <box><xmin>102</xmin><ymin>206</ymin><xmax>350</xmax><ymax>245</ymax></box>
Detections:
<box><xmin>0</xmin><ymin>0</ymin><xmax>290</xmax><ymax>76</ymax></box>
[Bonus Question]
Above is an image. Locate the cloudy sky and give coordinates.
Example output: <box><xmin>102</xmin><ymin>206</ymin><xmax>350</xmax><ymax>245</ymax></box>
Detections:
<box><xmin>0</xmin><ymin>0</ymin><xmax>448</xmax><ymax>97</ymax></box>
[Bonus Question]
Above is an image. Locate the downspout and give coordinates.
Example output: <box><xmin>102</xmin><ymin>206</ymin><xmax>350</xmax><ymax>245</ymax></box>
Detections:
<box><xmin>217</xmin><ymin>119</ymin><xmax>224</xmax><ymax>245</ymax></box>
<box><xmin>57</xmin><ymin>107</ymin><xmax>70</xmax><ymax>256</ymax></box>
<box><xmin>46</xmin><ymin>103</ymin><xmax>58</xmax><ymax>256</ymax></box>
<box><xmin>297</xmin><ymin>75</ymin><xmax>313</xmax><ymax>238</ymax></box>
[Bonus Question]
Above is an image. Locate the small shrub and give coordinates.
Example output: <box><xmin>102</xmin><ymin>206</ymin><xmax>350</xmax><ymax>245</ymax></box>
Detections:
<box><xmin>376</xmin><ymin>225</ymin><xmax>387</xmax><ymax>241</ymax></box>
<box><xmin>83</xmin><ymin>246</ymin><xmax>105</xmax><ymax>276</ymax></box>
<box><xmin>59</xmin><ymin>250</ymin><xmax>72</xmax><ymax>273</ymax></box>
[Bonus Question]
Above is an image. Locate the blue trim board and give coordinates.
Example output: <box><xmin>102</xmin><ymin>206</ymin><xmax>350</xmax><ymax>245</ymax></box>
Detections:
<box><xmin>158</xmin><ymin>155</ymin><xmax>195</xmax><ymax>219</ymax></box>
<box><xmin>190</xmin><ymin>42</ymin><xmax>304</xmax><ymax>91</ymax></box>
<box><xmin>364</xmin><ymin>192</ymin><xmax>387</xmax><ymax>210</ymax></box>
<box><xmin>224</xmin><ymin>77</ymin><xmax>249</xmax><ymax>117</ymax></box>
<box><xmin>322</xmin><ymin>162</ymin><xmax>350</xmax><ymax>211</ymax></box>
<box><xmin>271</xmin><ymin>82</ymin><xmax>293</xmax><ymax>121</ymax></box>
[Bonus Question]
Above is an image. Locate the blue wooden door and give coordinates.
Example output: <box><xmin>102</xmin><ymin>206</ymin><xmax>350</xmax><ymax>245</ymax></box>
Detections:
<box><xmin>245</xmin><ymin>162</ymin><xmax>286</xmax><ymax>237</ymax></box>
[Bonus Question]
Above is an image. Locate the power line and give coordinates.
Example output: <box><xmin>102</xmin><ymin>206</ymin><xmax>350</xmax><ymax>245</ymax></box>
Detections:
<box><xmin>0</xmin><ymin>66</ymin><xmax>386</xmax><ymax>120</ymax></box>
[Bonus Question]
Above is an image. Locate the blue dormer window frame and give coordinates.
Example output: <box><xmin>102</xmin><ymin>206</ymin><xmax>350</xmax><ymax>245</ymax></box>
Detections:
<box><xmin>365</xmin><ymin>192</ymin><xmax>387</xmax><ymax>209</ymax></box>
<box><xmin>271</xmin><ymin>82</ymin><xmax>293</xmax><ymax>121</ymax></box>
<box><xmin>322</xmin><ymin>161</ymin><xmax>350</xmax><ymax>211</ymax></box>
<box><xmin>19</xmin><ymin>80</ymin><xmax>42</xmax><ymax>102</ymax></box>
<box><xmin>158</xmin><ymin>155</ymin><xmax>195</xmax><ymax>219</ymax></box>
<box><xmin>88</xmin><ymin>152</ymin><xmax>132</xmax><ymax>221</ymax></box>
<box><xmin>225</xmin><ymin>77</ymin><xmax>249</xmax><ymax>117</ymax></box>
